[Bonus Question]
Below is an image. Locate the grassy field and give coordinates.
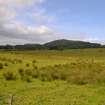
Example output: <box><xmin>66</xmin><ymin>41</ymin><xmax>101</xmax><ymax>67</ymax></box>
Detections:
<box><xmin>1</xmin><ymin>49</ymin><xmax>105</xmax><ymax>105</ymax></box>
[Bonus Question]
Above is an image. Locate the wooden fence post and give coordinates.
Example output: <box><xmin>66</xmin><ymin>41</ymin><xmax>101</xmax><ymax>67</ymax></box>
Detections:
<box><xmin>8</xmin><ymin>94</ymin><xmax>14</xmax><ymax>105</ymax></box>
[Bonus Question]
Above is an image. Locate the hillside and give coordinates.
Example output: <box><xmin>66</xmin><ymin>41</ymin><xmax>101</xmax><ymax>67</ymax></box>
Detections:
<box><xmin>0</xmin><ymin>39</ymin><xmax>102</xmax><ymax>50</ymax></box>
<box><xmin>44</xmin><ymin>39</ymin><xmax>102</xmax><ymax>50</ymax></box>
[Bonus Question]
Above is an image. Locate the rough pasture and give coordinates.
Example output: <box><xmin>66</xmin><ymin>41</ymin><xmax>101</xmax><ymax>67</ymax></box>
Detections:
<box><xmin>0</xmin><ymin>49</ymin><xmax>105</xmax><ymax>105</ymax></box>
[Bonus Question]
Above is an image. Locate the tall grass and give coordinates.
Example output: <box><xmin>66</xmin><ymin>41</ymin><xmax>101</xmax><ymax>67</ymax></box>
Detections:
<box><xmin>15</xmin><ymin>61</ymin><xmax>105</xmax><ymax>84</ymax></box>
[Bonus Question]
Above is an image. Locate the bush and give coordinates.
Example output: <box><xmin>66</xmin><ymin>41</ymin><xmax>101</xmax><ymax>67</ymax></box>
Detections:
<box><xmin>32</xmin><ymin>69</ymin><xmax>39</xmax><ymax>78</ymax></box>
<box><xmin>39</xmin><ymin>71</ymin><xmax>49</xmax><ymax>81</ymax></box>
<box><xmin>17</xmin><ymin>62</ymin><xmax>105</xmax><ymax>85</ymax></box>
<box><xmin>18</xmin><ymin>59</ymin><xmax>23</xmax><ymax>63</ymax></box>
<box><xmin>18</xmin><ymin>68</ymin><xmax>24</xmax><ymax>76</ymax></box>
<box><xmin>33</xmin><ymin>66</ymin><xmax>38</xmax><ymax>70</ymax></box>
<box><xmin>11</xmin><ymin>61</ymin><xmax>15</xmax><ymax>64</ymax></box>
<box><xmin>4</xmin><ymin>63</ymin><xmax>8</xmax><ymax>67</ymax></box>
<box><xmin>26</xmin><ymin>63</ymin><xmax>30</xmax><ymax>67</ymax></box>
<box><xmin>32</xmin><ymin>60</ymin><xmax>37</xmax><ymax>63</ymax></box>
<box><xmin>0</xmin><ymin>63</ymin><xmax>3</xmax><ymax>69</ymax></box>
<box><xmin>25</xmin><ymin>69</ymin><xmax>33</xmax><ymax>76</ymax></box>
<box><xmin>23</xmin><ymin>75</ymin><xmax>32</xmax><ymax>82</ymax></box>
<box><xmin>18</xmin><ymin>68</ymin><xmax>32</xmax><ymax>82</ymax></box>
<box><xmin>3</xmin><ymin>72</ymin><xmax>17</xmax><ymax>80</ymax></box>
<box><xmin>26</xmin><ymin>77</ymin><xmax>31</xmax><ymax>82</ymax></box>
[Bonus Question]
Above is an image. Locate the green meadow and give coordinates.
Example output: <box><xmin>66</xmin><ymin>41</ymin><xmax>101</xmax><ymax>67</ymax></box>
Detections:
<box><xmin>1</xmin><ymin>49</ymin><xmax>105</xmax><ymax>105</ymax></box>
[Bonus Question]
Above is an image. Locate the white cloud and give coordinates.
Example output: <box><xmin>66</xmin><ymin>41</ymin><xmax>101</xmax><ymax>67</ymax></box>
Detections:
<box><xmin>0</xmin><ymin>0</ymin><xmax>59</xmax><ymax>44</ymax></box>
<box><xmin>0</xmin><ymin>0</ymin><xmax>45</xmax><ymax>7</ymax></box>
<box><xmin>0</xmin><ymin>0</ymin><xmax>97</xmax><ymax>45</ymax></box>
<box><xmin>35</xmin><ymin>25</ymin><xmax>52</xmax><ymax>34</ymax></box>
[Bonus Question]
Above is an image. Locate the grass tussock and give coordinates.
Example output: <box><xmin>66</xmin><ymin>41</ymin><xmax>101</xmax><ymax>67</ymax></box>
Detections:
<box><xmin>14</xmin><ymin>61</ymin><xmax>105</xmax><ymax>85</ymax></box>
<box><xmin>3</xmin><ymin>71</ymin><xmax>17</xmax><ymax>80</ymax></box>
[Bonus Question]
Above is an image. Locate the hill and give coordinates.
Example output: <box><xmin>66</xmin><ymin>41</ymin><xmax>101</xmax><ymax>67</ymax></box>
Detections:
<box><xmin>44</xmin><ymin>39</ymin><xmax>102</xmax><ymax>50</ymax></box>
<box><xmin>0</xmin><ymin>39</ymin><xmax>103</xmax><ymax>50</ymax></box>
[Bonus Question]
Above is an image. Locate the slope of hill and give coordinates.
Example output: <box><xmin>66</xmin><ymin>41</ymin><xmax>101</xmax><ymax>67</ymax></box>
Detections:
<box><xmin>0</xmin><ymin>39</ymin><xmax>102</xmax><ymax>50</ymax></box>
<box><xmin>44</xmin><ymin>39</ymin><xmax>102</xmax><ymax>50</ymax></box>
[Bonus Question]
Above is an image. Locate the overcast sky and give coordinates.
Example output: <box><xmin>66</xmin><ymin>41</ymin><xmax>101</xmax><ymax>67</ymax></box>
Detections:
<box><xmin>0</xmin><ymin>0</ymin><xmax>105</xmax><ymax>45</ymax></box>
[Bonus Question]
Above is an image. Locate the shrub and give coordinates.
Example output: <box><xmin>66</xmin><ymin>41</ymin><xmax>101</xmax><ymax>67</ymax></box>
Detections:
<box><xmin>11</xmin><ymin>61</ymin><xmax>15</xmax><ymax>64</ymax></box>
<box><xmin>17</xmin><ymin>62</ymin><xmax>105</xmax><ymax>85</ymax></box>
<box><xmin>26</xmin><ymin>63</ymin><xmax>30</xmax><ymax>67</ymax></box>
<box><xmin>39</xmin><ymin>70</ymin><xmax>48</xmax><ymax>81</ymax></box>
<box><xmin>4</xmin><ymin>63</ymin><xmax>8</xmax><ymax>67</ymax></box>
<box><xmin>25</xmin><ymin>69</ymin><xmax>33</xmax><ymax>76</ymax></box>
<box><xmin>23</xmin><ymin>76</ymin><xmax>32</xmax><ymax>82</ymax></box>
<box><xmin>33</xmin><ymin>66</ymin><xmax>38</xmax><ymax>70</ymax></box>
<box><xmin>32</xmin><ymin>69</ymin><xmax>39</xmax><ymax>78</ymax></box>
<box><xmin>32</xmin><ymin>60</ymin><xmax>37</xmax><ymax>63</ymax></box>
<box><xmin>0</xmin><ymin>63</ymin><xmax>3</xmax><ymax>69</ymax></box>
<box><xmin>3</xmin><ymin>72</ymin><xmax>17</xmax><ymax>80</ymax></box>
<box><xmin>18</xmin><ymin>59</ymin><xmax>23</xmax><ymax>63</ymax></box>
<box><xmin>18</xmin><ymin>68</ymin><xmax>24</xmax><ymax>76</ymax></box>
<box><xmin>26</xmin><ymin>78</ymin><xmax>31</xmax><ymax>82</ymax></box>
<box><xmin>18</xmin><ymin>68</ymin><xmax>32</xmax><ymax>82</ymax></box>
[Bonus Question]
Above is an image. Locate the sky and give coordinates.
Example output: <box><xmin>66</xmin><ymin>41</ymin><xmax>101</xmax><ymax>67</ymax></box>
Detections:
<box><xmin>0</xmin><ymin>0</ymin><xmax>105</xmax><ymax>45</ymax></box>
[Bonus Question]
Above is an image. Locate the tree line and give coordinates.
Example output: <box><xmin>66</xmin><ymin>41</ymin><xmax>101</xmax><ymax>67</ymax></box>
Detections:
<box><xmin>0</xmin><ymin>39</ymin><xmax>104</xmax><ymax>50</ymax></box>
